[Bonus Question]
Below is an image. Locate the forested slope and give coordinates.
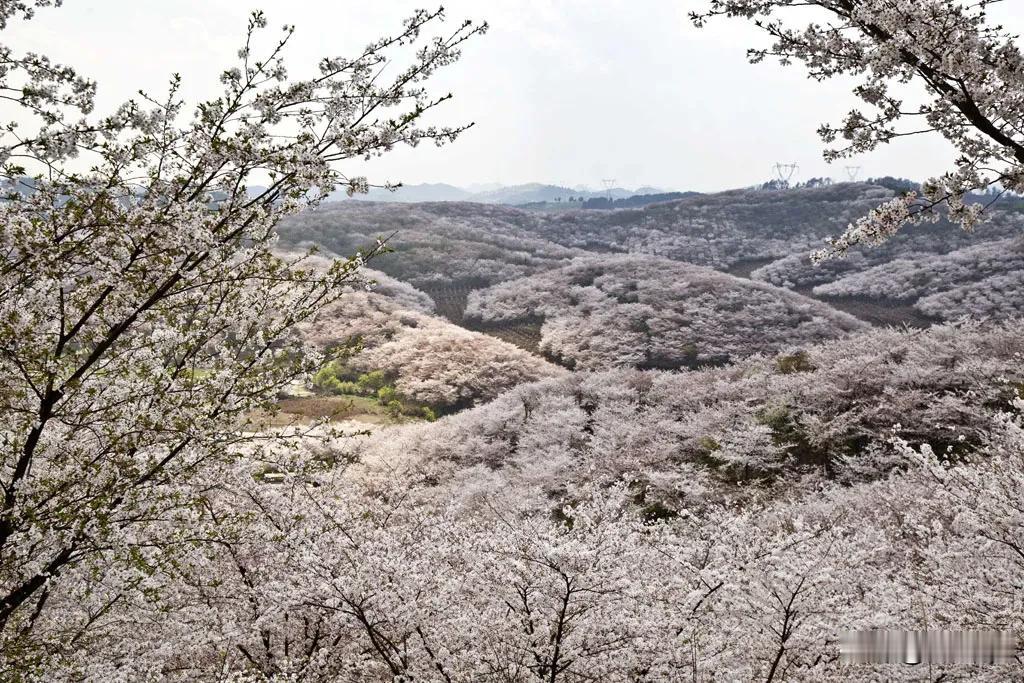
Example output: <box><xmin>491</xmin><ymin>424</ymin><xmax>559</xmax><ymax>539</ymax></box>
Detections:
<box><xmin>304</xmin><ymin>289</ymin><xmax>566</xmax><ymax>411</ymax></box>
<box><xmin>278</xmin><ymin>201</ymin><xmax>581</xmax><ymax>289</ymax></box>
<box><xmin>345</xmin><ymin>321</ymin><xmax>1024</xmax><ymax>514</ymax></box>
<box><xmin>280</xmin><ymin>183</ymin><xmax>1024</xmax><ymax>340</ymax></box>
<box><xmin>466</xmin><ymin>254</ymin><xmax>867</xmax><ymax>369</ymax></box>
<box><xmin>279</xmin><ymin>249</ymin><xmax>566</xmax><ymax>413</ymax></box>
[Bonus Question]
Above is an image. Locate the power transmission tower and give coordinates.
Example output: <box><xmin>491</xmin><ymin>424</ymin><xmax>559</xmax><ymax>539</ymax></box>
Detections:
<box><xmin>601</xmin><ymin>178</ymin><xmax>616</xmax><ymax>199</ymax></box>
<box><xmin>845</xmin><ymin>165</ymin><xmax>862</xmax><ymax>182</ymax></box>
<box><xmin>772</xmin><ymin>163</ymin><xmax>799</xmax><ymax>187</ymax></box>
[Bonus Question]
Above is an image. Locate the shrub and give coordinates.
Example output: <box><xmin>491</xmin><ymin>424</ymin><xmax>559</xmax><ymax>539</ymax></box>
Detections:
<box><xmin>775</xmin><ymin>350</ymin><xmax>815</xmax><ymax>374</ymax></box>
<box><xmin>756</xmin><ymin>404</ymin><xmax>829</xmax><ymax>471</ymax></box>
<box><xmin>377</xmin><ymin>385</ymin><xmax>399</xmax><ymax>406</ymax></box>
<box><xmin>312</xmin><ymin>362</ymin><xmax>346</xmax><ymax>395</ymax></box>
<box><xmin>358</xmin><ymin>370</ymin><xmax>390</xmax><ymax>394</ymax></box>
<box><xmin>312</xmin><ymin>362</ymin><xmax>364</xmax><ymax>396</ymax></box>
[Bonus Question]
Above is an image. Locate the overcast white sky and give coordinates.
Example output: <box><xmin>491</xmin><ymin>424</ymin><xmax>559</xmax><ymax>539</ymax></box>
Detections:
<box><xmin>8</xmin><ymin>1</ymin><xmax>1024</xmax><ymax>192</ymax></box>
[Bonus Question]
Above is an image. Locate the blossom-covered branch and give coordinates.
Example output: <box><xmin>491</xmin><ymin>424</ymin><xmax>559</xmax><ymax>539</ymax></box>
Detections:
<box><xmin>692</xmin><ymin>0</ymin><xmax>1024</xmax><ymax>258</ymax></box>
<box><xmin>0</xmin><ymin>2</ymin><xmax>484</xmax><ymax>671</ymax></box>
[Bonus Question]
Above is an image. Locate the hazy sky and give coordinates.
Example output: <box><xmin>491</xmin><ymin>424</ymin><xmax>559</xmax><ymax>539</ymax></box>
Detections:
<box><xmin>8</xmin><ymin>1</ymin><xmax>1024</xmax><ymax>192</ymax></box>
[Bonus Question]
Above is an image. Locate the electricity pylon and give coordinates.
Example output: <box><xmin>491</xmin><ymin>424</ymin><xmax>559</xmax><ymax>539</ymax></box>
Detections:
<box><xmin>773</xmin><ymin>163</ymin><xmax>799</xmax><ymax>186</ymax></box>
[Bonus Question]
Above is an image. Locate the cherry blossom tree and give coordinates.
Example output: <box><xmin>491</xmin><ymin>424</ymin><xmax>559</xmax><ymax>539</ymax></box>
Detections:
<box><xmin>693</xmin><ymin>0</ymin><xmax>1024</xmax><ymax>258</ymax></box>
<box><xmin>0</xmin><ymin>0</ymin><xmax>484</xmax><ymax>672</ymax></box>
<box><xmin>28</xmin><ymin>402</ymin><xmax>1024</xmax><ymax>680</ymax></box>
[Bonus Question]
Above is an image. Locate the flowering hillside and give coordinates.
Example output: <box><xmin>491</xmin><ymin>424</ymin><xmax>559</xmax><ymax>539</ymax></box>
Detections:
<box><xmin>466</xmin><ymin>254</ymin><xmax>867</xmax><ymax>369</ymax></box>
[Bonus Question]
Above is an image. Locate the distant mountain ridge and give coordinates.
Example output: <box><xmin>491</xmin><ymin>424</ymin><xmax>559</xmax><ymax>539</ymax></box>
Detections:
<box><xmin>331</xmin><ymin>181</ymin><xmax>669</xmax><ymax>204</ymax></box>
